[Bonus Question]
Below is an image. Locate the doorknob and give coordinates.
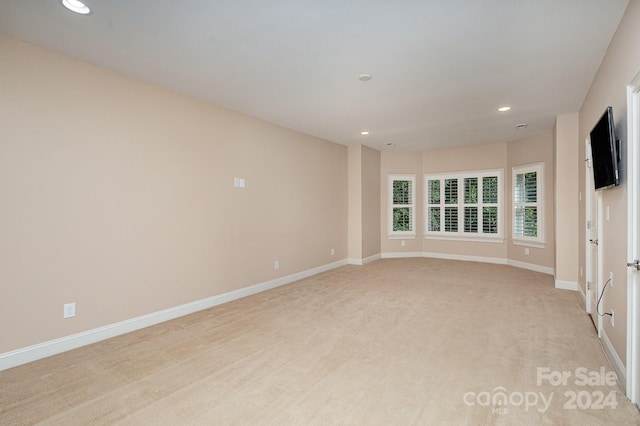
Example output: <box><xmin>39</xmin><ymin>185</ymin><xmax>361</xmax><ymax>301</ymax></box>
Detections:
<box><xmin>589</xmin><ymin>238</ymin><xmax>599</xmax><ymax>245</ymax></box>
<box><xmin>628</xmin><ymin>259</ymin><xmax>640</xmax><ymax>271</ymax></box>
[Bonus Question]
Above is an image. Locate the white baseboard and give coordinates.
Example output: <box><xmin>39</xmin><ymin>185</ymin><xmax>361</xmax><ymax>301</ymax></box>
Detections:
<box><xmin>348</xmin><ymin>253</ymin><xmax>381</xmax><ymax>266</ymax></box>
<box><xmin>0</xmin><ymin>259</ymin><xmax>348</xmax><ymax>372</ymax></box>
<box><xmin>423</xmin><ymin>251</ymin><xmax>507</xmax><ymax>266</ymax></box>
<box><xmin>380</xmin><ymin>252</ymin><xmax>424</xmax><ymax>259</ymax></box>
<box><xmin>380</xmin><ymin>251</ymin><xmax>555</xmax><ymax>277</ymax></box>
<box><xmin>576</xmin><ymin>281</ymin><xmax>587</xmax><ymax>308</ymax></box>
<box><xmin>507</xmin><ymin>259</ymin><xmax>555</xmax><ymax>275</ymax></box>
<box><xmin>601</xmin><ymin>328</ymin><xmax>627</xmax><ymax>392</ymax></box>
<box><xmin>554</xmin><ymin>280</ymin><xmax>578</xmax><ymax>291</ymax></box>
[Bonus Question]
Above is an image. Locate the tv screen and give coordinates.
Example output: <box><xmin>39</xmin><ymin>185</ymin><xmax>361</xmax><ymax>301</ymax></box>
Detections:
<box><xmin>589</xmin><ymin>106</ymin><xmax>619</xmax><ymax>190</ymax></box>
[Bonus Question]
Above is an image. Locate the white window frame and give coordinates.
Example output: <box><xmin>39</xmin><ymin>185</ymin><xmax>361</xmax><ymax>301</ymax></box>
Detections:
<box><xmin>512</xmin><ymin>162</ymin><xmax>545</xmax><ymax>247</ymax></box>
<box><xmin>424</xmin><ymin>169</ymin><xmax>504</xmax><ymax>242</ymax></box>
<box><xmin>388</xmin><ymin>174</ymin><xmax>416</xmax><ymax>239</ymax></box>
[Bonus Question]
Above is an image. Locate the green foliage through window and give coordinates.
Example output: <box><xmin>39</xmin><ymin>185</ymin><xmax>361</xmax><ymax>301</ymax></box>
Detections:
<box><xmin>513</xmin><ymin>165</ymin><xmax>541</xmax><ymax>240</ymax></box>
<box><xmin>426</xmin><ymin>171</ymin><xmax>501</xmax><ymax>238</ymax></box>
<box><xmin>464</xmin><ymin>178</ymin><xmax>478</xmax><ymax>204</ymax></box>
<box><xmin>390</xmin><ymin>177</ymin><xmax>415</xmax><ymax>233</ymax></box>
<box><xmin>393</xmin><ymin>180</ymin><xmax>411</xmax><ymax>204</ymax></box>
<box><xmin>393</xmin><ymin>207</ymin><xmax>412</xmax><ymax>232</ymax></box>
<box><xmin>429</xmin><ymin>207</ymin><xmax>440</xmax><ymax>231</ymax></box>
<box><xmin>428</xmin><ymin>180</ymin><xmax>440</xmax><ymax>204</ymax></box>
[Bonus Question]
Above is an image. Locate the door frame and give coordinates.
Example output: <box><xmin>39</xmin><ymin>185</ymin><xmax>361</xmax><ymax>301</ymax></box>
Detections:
<box><xmin>625</xmin><ymin>71</ymin><xmax>640</xmax><ymax>404</ymax></box>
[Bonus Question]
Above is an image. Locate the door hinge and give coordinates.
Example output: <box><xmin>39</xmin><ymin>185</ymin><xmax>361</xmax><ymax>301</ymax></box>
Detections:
<box><xmin>587</xmin><ymin>281</ymin><xmax>591</xmax><ymax>291</ymax></box>
<box><xmin>587</xmin><ymin>220</ymin><xmax>591</xmax><ymax>230</ymax></box>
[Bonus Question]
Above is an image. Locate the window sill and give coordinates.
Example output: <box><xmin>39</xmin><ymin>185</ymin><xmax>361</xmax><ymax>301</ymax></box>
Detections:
<box><xmin>388</xmin><ymin>234</ymin><xmax>417</xmax><ymax>240</ymax></box>
<box><xmin>424</xmin><ymin>234</ymin><xmax>504</xmax><ymax>243</ymax></box>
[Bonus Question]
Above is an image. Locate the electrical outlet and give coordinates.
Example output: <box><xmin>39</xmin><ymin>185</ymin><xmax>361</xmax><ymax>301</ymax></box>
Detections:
<box><xmin>524</xmin><ymin>248</ymin><xmax>530</xmax><ymax>256</ymax></box>
<box><xmin>63</xmin><ymin>303</ymin><xmax>76</xmax><ymax>319</ymax></box>
<box><xmin>330</xmin><ymin>248</ymin><xmax>335</xmax><ymax>256</ymax></box>
<box><xmin>609</xmin><ymin>271</ymin><xmax>614</xmax><ymax>287</ymax></box>
<box><xmin>610</xmin><ymin>309</ymin><xmax>615</xmax><ymax>327</ymax></box>
<box><xmin>401</xmin><ymin>240</ymin><xmax>406</xmax><ymax>247</ymax></box>
<box><xmin>274</xmin><ymin>260</ymin><xmax>280</xmax><ymax>270</ymax></box>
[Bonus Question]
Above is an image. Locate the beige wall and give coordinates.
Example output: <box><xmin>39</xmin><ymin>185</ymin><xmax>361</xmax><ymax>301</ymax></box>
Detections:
<box><xmin>361</xmin><ymin>146</ymin><xmax>381</xmax><ymax>259</ymax></box>
<box><xmin>348</xmin><ymin>144</ymin><xmax>381</xmax><ymax>261</ymax></box>
<box><xmin>507</xmin><ymin>131</ymin><xmax>556</xmax><ymax>269</ymax></box>
<box><xmin>422</xmin><ymin>142</ymin><xmax>506</xmax><ymax>174</ymax></box>
<box><xmin>578</xmin><ymin>0</ymin><xmax>640</xmax><ymax>365</ymax></box>
<box><xmin>554</xmin><ymin>114</ymin><xmax>579</xmax><ymax>285</ymax></box>
<box><xmin>348</xmin><ymin>145</ymin><xmax>363</xmax><ymax>260</ymax></box>
<box><xmin>0</xmin><ymin>35</ymin><xmax>348</xmax><ymax>354</ymax></box>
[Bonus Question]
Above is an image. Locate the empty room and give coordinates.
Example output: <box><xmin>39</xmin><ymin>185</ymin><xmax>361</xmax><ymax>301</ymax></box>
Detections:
<box><xmin>2</xmin><ymin>0</ymin><xmax>640</xmax><ymax>424</ymax></box>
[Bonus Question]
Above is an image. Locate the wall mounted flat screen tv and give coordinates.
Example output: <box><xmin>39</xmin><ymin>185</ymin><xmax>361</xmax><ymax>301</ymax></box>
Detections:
<box><xmin>589</xmin><ymin>106</ymin><xmax>619</xmax><ymax>190</ymax></box>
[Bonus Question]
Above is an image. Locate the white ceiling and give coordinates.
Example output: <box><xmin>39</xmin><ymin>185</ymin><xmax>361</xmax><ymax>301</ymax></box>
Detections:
<box><xmin>0</xmin><ymin>0</ymin><xmax>629</xmax><ymax>151</ymax></box>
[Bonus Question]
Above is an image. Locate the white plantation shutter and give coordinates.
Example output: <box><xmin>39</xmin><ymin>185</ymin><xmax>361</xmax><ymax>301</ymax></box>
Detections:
<box><xmin>427</xmin><ymin>179</ymin><xmax>441</xmax><ymax>232</ymax></box>
<box><xmin>424</xmin><ymin>169</ymin><xmax>503</xmax><ymax>241</ymax></box>
<box><xmin>512</xmin><ymin>163</ymin><xmax>544</xmax><ymax>245</ymax></box>
<box><xmin>389</xmin><ymin>175</ymin><xmax>416</xmax><ymax>237</ymax></box>
<box><xmin>444</xmin><ymin>178</ymin><xmax>458</xmax><ymax>204</ymax></box>
<box><xmin>464</xmin><ymin>206</ymin><xmax>478</xmax><ymax>233</ymax></box>
<box><xmin>482</xmin><ymin>176</ymin><xmax>499</xmax><ymax>234</ymax></box>
<box><xmin>463</xmin><ymin>178</ymin><xmax>478</xmax><ymax>233</ymax></box>
<box><xmin>444</xmin><ymin>206</ymin><xmax>458</xmax><ymax>232</ymax></box>
<box><xmin>483</xmin><ymin>206</ymin><xmax>498</xmax><ymax>234</ymax></box>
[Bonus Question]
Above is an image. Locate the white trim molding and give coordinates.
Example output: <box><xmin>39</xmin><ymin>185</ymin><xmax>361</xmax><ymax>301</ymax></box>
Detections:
<box><xmin>554</xmin><ymin>280</ymin><xmax>578</xmax><ymax>291</ymax></box>
<box><xmin>381</xmin><ymin>251</ymin><xmax>425</xmax><ymax>259</ymax></box>
<box><xmin>423</xmin><ymin>251</ymin><xmax>506</xmax><ymax>266</ymax></box>
<box><xmin>626</xmin><ymin>70</ymin><xmax>640</xmax><ymax>403</ymax></box>
<box><xmin>512</xmin><ymin>162</ymin><xmax>545</xmax><ymax>247</ymax></box>
<box><xmin>381</xmin><ymin>251</ymin><xmax>555</xmax><ymax>276</ymax></box>
<box><xmin>388</xmin><ymin>174</ymin><xmax>417</xmax><ymax>239</ymax></box>
<box><xmin>506</xmin><ymin>259</ymin><xmax>555</xmax><ymax>275</ymax></box>
<box><xmin>576</xmin><ymin>281</ymin><xmax>587</xmax><ymax>308</ymax></box>
<box><xmin>348</xmin><ymin>254</ymin><xmax>382</xmax><ymax>266</ymax></box>
<box><xmin>0</xmin><ymin>259</ymin><xmax>348</xmax><ymax>372</ymax></box>
<box><xmin>601</xmin><ymin>328</ymin><xmax>627</xmax><ymax>392</ymax></box>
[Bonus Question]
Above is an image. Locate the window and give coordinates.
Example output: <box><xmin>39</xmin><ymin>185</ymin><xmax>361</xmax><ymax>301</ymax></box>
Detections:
<box><xmin>512</xmin><ymin>163</ymin><xmax>544</xmax><ymax>246</ymax></box>
<box><xmin>425</xmin><ymin>169</ymin><xmax>503</xmax><ymax>241</ymax></box>
<box><xmin>388</xmin><ymin>175</ymin><xmax>416</xmax><ymax>238</ymax></box>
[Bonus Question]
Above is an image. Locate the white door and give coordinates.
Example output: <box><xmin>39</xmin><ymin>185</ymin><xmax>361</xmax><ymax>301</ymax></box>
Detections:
<box><xmin>626</xmin><ymin>72</ymin><xmax>640</xmax><ymax>404</ymax></box>
<box><xmin>585</xmin><ymin>144</ymin><xmax>601</xmax><ymax>334</ymax></box>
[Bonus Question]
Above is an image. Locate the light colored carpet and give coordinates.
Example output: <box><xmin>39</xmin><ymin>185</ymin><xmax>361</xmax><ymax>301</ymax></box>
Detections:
<box><xmin>1</xmin><ymin>258</ymin><xmax>639</xmax><ymax>425</ymax></box>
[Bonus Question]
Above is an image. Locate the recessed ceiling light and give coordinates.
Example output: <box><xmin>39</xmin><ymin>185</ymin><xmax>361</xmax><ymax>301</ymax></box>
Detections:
<box><xmin>386</xmin><ymin>142</ymin><xmax>395</xmax><ymax>147</ymax></box>
<box><xmin>61</xmin><ymin>0</ymin><xmax>92</xmax><ymax>15</ymax></box>
<box><xmin>497</xmin><ymin>106</ymin><xmax>512</xmax><ymax>112</ymax></box>
<box><xmin>361</xmin><ymin>131</ymin><xmax>370</xmax><ymax>136</ymax></box>
<box><xmin>359</xmin><ymin>74</ymin><xmax>373</xmax><ymax>82</ymax></box>
<box><xmin>516</xmin><ymin>123</ymin><xmax>528</xmax><ymax>130</ymax></box>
